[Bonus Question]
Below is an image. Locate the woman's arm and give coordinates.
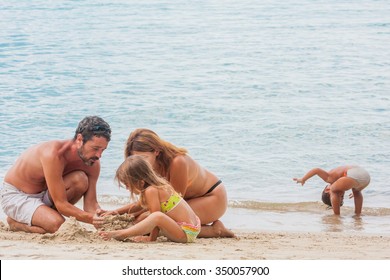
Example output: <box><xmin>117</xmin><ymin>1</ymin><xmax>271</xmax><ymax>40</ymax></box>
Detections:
<box><xmin>168</xmin><ymin>155</ymin><xmax>189</xmax><ymax>195</ymax></box>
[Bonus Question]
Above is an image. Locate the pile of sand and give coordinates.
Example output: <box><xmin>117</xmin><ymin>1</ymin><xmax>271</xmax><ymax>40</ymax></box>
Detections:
<box><xmin>100</xmin><ymin>213</ymin><xmax>135</xmax><ymax>231</ymax></box>
<box><xmin>0</xmin><ymin>214</ymin><xmax>135</xmax><ymax>244</ymax></box>
<box><xmin>40</xmin><ymin>214</ymin><xmax>135</xmax><ymax>242</ymax></box>
<box><xmin>39</xmin><ymin>217</ymin><xmax>97</xmax><ymax>242</ymax></box>
<box><xmin>0</xmin><ymin>221</ymin><xmax>8</xmax><ymax>231</ymax></box>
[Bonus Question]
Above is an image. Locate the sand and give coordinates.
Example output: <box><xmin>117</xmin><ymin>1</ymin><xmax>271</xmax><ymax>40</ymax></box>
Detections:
<box><xmin>1</xmin><ymin>217</ymin><xmax>389</xmax><ymax>260</ymax></box>
<box><xmin>100</xmin><ymin>213</ymin><xmax>135</xmax><ymax>231</ymax></box>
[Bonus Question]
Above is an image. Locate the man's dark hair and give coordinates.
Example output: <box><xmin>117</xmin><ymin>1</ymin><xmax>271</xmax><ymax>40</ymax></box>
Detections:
<box><xmin>321</xmin><ymin>185</ymin><xmax>344</xmax><ymax>207</ymax></box>
<box><xmin>74</xmin><ymin>116</ymin><xmax>111</xmax><ymax>143</ymax></box>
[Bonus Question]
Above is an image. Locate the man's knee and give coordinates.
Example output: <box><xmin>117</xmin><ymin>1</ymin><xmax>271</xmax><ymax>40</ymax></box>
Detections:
<box><xmin>45</xmin><ymin>216</ymin><xmax>65</xmax><ymax>233</ymax></box>
<box><xmin>31</xmin><ymin>207</ymin><xmax>65</xmax><ymax>233</ymax></box>
<box><xmin>67</xmin><ymin>171</ymin><xmax>89</xmax><ymax>192</ymax></box>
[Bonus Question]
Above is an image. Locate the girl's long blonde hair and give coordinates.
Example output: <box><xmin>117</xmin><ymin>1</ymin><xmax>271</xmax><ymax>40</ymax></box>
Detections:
<box><xmin>115</xmin><ymin>155</ymin><xmax>174</xmax><ymax>208</ymax></box>
<box><xmin>124</xmin><ymin>128</ymin><xmax>187</xmax><ymax>177</ymax></box>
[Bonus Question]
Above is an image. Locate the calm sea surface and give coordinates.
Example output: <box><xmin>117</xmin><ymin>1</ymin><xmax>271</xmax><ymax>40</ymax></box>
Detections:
<box><xmin>1</xmin><ymin>0</ymin><xmax>389</xmax><ymax>234</ymax></box>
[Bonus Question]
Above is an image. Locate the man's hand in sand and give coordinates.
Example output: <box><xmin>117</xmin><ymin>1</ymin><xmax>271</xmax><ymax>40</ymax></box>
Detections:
<box><xmin>92</xmin><ymin>210</ymin><xmax>106</xmax><ymax>229</ymax></box>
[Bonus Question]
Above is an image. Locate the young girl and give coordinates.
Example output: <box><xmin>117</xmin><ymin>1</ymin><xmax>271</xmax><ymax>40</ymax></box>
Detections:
<box><xmin>99</xmin><ymin>155</ymin><xmax>201</xmax><ymax>243</ymax></box>
<box><xmin>293</xmin><ymin>165</ymin><xmax>370</xmax><ymax>215</ymax></box>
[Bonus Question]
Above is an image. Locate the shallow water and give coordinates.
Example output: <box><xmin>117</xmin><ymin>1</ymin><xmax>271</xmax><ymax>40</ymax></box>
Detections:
<box><xmin>95</xmin><ymin>195</ymin><xmax>390</xmax><ymax>235</ymax></box>
<box><xmin>1</xmin><ymin>0</ymin><xmax>390</xmax><ymax>234</ymax></box>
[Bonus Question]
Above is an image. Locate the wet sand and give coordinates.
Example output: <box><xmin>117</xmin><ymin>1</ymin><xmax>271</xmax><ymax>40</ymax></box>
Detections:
<box><xmin>1</xmin><ymin>217</ymin><xmax>389</xmax><ymax>260</ymax></box>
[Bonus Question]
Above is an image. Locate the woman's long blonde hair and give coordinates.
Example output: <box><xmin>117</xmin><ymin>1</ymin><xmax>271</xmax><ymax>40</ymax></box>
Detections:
<box><xmin>115</xmin><ymin>155</ymin><xmax>173</xmax><ymax>208</ymax></box>
<box><xmin>124</xmin><ymin>128</ymin><xmax>187</xmax><ymax>177</ymax></box>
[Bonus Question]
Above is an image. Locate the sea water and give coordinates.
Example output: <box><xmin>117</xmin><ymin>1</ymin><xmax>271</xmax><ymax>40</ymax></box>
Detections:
<box><xmin>1</xmin><ymin>0</ymin><xmax>389</xmax><ymax>235</ymax></box>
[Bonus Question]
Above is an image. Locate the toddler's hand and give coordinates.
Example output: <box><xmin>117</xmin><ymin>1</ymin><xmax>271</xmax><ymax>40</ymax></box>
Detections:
<box><xmin>293</xmin><ymin>178</ymin><xmax>305</xmax><ymax>186</ymax></box>
<box><xmin>100</xmin><ymin>210</ymin><xmax>119</xmax><ymax>217</ymax></box>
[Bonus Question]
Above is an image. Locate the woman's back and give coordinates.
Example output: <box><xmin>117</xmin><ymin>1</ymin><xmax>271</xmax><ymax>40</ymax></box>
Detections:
<box><xmin>168</xmin><ymin>154</ymin><xmax>219</xmax><ymax>199</ymax></box>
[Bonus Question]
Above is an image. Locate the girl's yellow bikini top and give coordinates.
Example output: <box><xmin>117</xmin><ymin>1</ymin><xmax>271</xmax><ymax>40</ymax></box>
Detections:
<box><xmin>160</xmin><ymin>191</ymin><xmax>182</xmax><ymax>213</ymax></box>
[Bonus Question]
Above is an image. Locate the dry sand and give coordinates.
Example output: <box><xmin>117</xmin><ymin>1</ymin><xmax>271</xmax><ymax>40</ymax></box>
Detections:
<box><xmin>1</xmin><ymin>217</ymin><xmax>389</xmax><ymax>260</ymax></box>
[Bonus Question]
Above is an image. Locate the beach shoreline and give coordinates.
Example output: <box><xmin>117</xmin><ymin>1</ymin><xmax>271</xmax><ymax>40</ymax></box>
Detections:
<box><xmin>1</xmin><ymin>217</ymin><xmax>389</xmax><ymax>260</ymax></box>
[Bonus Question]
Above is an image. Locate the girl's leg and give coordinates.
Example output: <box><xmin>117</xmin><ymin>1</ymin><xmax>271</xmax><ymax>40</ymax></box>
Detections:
<box><xmin>352</xmin><ymin>189</ymin><xmax>363</xmax><ymax>215</ymax></box>
<box><xmin>186</xmin><ymin>185</ymin><xmax>234</xmax><ymax>238</ymax></box>
<box><xmin>100</xmin><ymin>212</ymin><xmax>187</xmax><ymax>242</ymax></box>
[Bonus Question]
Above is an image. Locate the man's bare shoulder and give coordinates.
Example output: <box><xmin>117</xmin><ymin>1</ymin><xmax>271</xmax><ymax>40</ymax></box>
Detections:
<box><xmin>28</xmin><ymin>140</ymin><xmax>75</xmax><ymax>170</ymax></box>
<box><xmin>15</xmin><ymin>140</ymin><xmax>68</xmax><ymax>162</ymax></box>
<box><xmin>37</xmin><ymin>139</ymin><xmax>72</xmax><ymax>156</ymax></box>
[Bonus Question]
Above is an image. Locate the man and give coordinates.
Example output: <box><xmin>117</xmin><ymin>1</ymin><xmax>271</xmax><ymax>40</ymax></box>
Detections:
<box><xmin>0</xmin><ymin>116</ymin><xmax>111</xmax><ymax>233</ymax></box>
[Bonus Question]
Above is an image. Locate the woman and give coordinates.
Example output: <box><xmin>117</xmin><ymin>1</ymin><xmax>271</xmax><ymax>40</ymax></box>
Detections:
<box><xmin>124</xmin><ymin>128</ymin><xmax>234</xmax><ymax>238</ymax></box>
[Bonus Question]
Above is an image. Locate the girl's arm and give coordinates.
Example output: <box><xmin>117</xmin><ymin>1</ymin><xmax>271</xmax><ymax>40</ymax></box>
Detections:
<box><xmin>100</xmin><ymin>202</ymin><xmax>143</xmax><ymax>216</ymax></box>
<box><xmin>144</xmin><ymin>187</ymin><xmax>163</xmax><ymax>241</ymax></box>
<box><xmin>293</xmin><ymin>168</ymin><xmax>330</xmax><ymax>185</ymax></box>
<box><xmin>113</xmin><ymin>202</ymin><xmax>139</xmax><ymax>215</ymax></box>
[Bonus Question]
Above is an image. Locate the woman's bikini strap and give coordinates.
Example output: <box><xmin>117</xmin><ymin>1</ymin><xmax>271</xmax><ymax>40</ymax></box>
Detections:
<box><xmin>204</xmin><ymin>180</ymin><xmax>222</xmax><ymax>195</ymax></box>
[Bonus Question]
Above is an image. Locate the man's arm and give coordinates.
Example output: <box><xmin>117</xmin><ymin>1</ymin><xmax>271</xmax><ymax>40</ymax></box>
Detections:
<box><xmin>82</xmin><ymin>161</ymin><xmax>101</xmax><ymax>214</ymax></box>
<box><xmin>41</xmin><ymin>150</ymin><xmax>94</xmax><ymax>224</ymax></box>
